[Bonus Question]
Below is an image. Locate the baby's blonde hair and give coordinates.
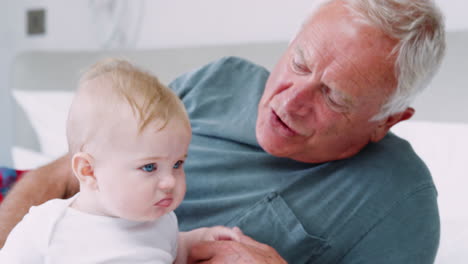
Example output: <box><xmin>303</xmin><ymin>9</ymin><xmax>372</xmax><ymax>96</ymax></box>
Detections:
<box><xmin>66</xmin><ymin>58</ymin><xmax>189</xmax><ymax>154</ymax></box>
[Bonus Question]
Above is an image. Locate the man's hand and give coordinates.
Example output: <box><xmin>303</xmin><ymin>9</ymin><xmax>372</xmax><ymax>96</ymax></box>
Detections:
<box><xmin>187</xmin><ymin>227</ymin><xmax>287</xmax><ymax>264</ymax></box>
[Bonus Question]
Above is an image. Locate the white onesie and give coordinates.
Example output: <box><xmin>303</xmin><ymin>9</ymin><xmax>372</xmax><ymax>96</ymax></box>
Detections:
<box><xmin>0</xmin><ymin>194</ymin><xmax>178</xmax><ymax>264</ymax></box>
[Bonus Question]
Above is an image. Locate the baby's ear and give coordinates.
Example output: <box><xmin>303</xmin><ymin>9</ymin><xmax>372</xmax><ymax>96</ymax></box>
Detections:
<box><xmin>71</xmin><ymin>152</ymin><xmax>98</xmax><ymax>190</ymax></box>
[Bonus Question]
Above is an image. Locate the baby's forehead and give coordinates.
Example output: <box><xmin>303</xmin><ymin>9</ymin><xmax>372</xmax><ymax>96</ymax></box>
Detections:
<box><xmin>100</xmin><ymin>116</ymin><xmax>189</xmax><ymax>147</ymax></box>
<box><xmin>73</xmin><ymin>71</ymin><xmax>190</xmax><ymax>136</ymax></box>
<box><xmin>78</xmin><ymin>75</ymin><xmax>120</xmax><ymax>98</ymax></box>
<box><xmin>142</xmin><ymin>116</ymin><xmax>191</xmax><ymax>134</ymax></box>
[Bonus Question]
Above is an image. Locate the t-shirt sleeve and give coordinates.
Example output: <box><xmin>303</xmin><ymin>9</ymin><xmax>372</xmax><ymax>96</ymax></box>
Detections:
<box><xmin>337</xmin><ymin>186</ymin><xmax>440</xmax><ymax>264</ymax></box>
<box><xmin>0</xmin><ymin>206</ymin><xmax>46</xmax><ymax>263</ymax></box>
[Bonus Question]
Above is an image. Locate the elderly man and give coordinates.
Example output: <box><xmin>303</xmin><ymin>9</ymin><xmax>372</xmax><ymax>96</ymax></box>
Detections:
<box><xmin>0</xmin><ymin>0</ymin><xmax>445</xmax><ymax>263</ymax></box>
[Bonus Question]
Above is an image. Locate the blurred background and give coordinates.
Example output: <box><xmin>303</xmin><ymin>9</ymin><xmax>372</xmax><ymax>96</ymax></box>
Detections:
<box><xmin>1</xmin><ymin>0</ymin><xmax>467</xmax><ymax>165</ymax></box>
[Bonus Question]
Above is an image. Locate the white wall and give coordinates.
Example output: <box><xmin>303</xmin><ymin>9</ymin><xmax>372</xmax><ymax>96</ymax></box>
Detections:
<box><xmin>4</xmin><ymin>0</ymin><xmax>316</xmax><ymax>51</ymax></box>
<box><xmin>1</xmin><ymin>0</ymin><xmax>468</xmax><ymax>166</ymax></box>
<box><xmin>7</xmin><ymin>0</ymin><xmax>468</xmax><ymax>51</ymax></box>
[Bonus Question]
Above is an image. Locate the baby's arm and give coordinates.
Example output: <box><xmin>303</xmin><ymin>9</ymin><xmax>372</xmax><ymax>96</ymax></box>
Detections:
<box><xmin>174</xmin><ymin>226</ymin><xmax>240</xmax><ymax>264</ymax></box>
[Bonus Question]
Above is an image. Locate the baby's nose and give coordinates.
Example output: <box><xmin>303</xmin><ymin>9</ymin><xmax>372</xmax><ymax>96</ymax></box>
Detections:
<box><xmin>158</xmin><ymin>173</ymin><xmax>176</xmax><ymax>191</ymax></box>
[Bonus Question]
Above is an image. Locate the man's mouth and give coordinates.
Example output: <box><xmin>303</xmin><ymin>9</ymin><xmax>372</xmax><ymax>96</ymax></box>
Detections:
<box><xmin>271</xmin><ymin>110</ymin><xmax>298</xmax><ymax>136</ymax></box>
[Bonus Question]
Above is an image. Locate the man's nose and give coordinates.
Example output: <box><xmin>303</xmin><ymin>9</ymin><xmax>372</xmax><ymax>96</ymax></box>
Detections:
<box><xmin>282</xmin><ymin>79</ymin><xmax>319</xmax><ymax>117</ymax></box>
<box><xmin>158</xmin><ymin>173</ymin><xmax>176</xmax><ymax>192</ymax></box>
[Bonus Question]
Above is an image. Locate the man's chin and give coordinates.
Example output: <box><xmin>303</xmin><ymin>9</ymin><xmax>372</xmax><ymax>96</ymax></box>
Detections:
<box><xmin>256</xmin><ymin>122</ymin><xmax>296</xmax><ymax>157</ymax></box>
<box><xmin>257</xmin><ymin>135</ymin><xmax>290</xmax><ymax>158</ymax></box>
<box><xmin>257</xmin><ymin>134</ymin><xmax>323</xmax><ymax>163</ymax></box>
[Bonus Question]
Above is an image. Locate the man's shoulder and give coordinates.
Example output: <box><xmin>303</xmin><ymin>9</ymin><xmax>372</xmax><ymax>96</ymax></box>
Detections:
<box><xmin>169</xmin><ymin>56</ymin><xmax>269</xmax><ymax>96</ymax></box>
<box><xmin>172</xmin><ymin>56</ymin><xmax>269</xmax><ymax>81</ymax></box>
<box><xmin>194</xmin><ymin>56</ymin><xmax>269</xmax><ymax>76</ymax></box>
<box><xmin>342</xmin><ymin>132</ymin><xmax>434</xmax><ymax>190</ymax></box>
<box><xmin>369</xmin><ymin>132</ymin><xmax>430</xmax><ymax>173</ymax></box>
<box><xmin>195</xmin><ymin>56</ymin><xmax>270</xmax><ymax>83</ymax></box>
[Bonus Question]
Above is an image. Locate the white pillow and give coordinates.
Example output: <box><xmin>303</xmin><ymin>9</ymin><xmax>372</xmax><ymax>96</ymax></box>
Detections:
<box><xmin>12</xmin><ymin>90</ymin><xmax>74</xmax><ymax>158</ymax></box>
<box><xmin>11</xmin><ymin>146</ymin><xmax>55</xmax><ymax>170</ymax></box>
<box><xmin>391</xmin><ymin>120</ymin><xmax>468</xmax><ymax>264</ymax></box>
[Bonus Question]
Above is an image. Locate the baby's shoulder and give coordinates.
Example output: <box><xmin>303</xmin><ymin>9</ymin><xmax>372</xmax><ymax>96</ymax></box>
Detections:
<box><xmin>28</xmin><ymin>198</ymin><xmax>71</xmax><ymax>216</ymax></box>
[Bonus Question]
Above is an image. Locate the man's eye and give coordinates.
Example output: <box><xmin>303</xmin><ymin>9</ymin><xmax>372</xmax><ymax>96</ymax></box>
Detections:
<box><xmin>141</xmin><ymin>163</ymin><xmax>157</xmax><ymax>172</ymax></box>
<box><xmin>173</xmin><ymin>160</ymin><xmax>184</xmax><ymax>169</ymax></box>
<box><xmin>291</xmin><ymin>58</ymin><xmax>309</xmax><ymax>74</ymax></box>
<box><xmin>327</xmin><ymin>95</ymin><xmax>341</xmax><ymax>107</ymax></box>
<box><xmin>321</xmin><ymin>86</ymin><xmax>348</xmax><ymax>112</ymax></box>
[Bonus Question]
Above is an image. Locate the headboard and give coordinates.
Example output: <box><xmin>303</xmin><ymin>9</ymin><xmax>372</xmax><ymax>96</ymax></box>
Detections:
<box><xmin>11</xmin><ymin>42</ymin><xmax>288</xmax><ymax>152</ymax></box>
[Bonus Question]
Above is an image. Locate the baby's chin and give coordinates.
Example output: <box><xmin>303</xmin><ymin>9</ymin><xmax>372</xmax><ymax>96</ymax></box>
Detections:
<box><xmin>115</xmin><ymin>201</ymin><xmax>180</xmax><ymax>222</ymax></box>
<box><xmin>127</xmin><ymin>209</ymin><xmax>173</xmax><ymax>222</ymax></box>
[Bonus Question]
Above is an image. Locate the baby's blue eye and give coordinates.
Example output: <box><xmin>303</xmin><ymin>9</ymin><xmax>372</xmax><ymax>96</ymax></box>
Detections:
<box><xmin>142</xmin><ymin>163</ymin><xmax>157</xmax><ymax>172</ymax></box>
<box><xmin>173</xmin><ymin>160</ymin><xmax>184</xmax><ymax>169</ymax></box>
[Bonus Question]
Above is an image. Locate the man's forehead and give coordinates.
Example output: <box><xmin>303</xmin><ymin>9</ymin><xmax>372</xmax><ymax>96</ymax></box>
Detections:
<box><xmin>292</xmin><ymin>37</ymin><xmax>395</xmax><ymax>106</ymax></box>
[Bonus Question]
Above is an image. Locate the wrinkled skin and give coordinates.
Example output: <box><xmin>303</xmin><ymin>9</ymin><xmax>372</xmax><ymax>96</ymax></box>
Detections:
<box><xmin>256</xmin><ymin>0</ymin><xmax>413</xmax><ymax>164</ymax></box>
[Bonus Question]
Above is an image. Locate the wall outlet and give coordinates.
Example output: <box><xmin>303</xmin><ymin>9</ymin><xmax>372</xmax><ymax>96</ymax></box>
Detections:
<box><xmin>27</xmin><ymin>9</ymin><xmax>46</xmax><ymax>35</ymax></box>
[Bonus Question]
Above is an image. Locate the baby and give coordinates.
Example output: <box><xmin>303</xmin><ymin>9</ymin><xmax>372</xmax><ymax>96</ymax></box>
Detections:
<box><xmin>0</xmin><ymin>58</ymin><xmax>239</xmax><ymax>263</ymax></box>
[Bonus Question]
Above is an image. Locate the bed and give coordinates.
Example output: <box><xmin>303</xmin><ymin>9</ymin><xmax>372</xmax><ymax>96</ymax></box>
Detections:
<box><xmin>6</xmin><ymin>31</ymin><xmax>468</xmax><ymax>262</ymax></box>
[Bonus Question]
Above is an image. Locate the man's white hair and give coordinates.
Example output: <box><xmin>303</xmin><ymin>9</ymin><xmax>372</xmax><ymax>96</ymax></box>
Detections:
<box><xmin>297</xmin><ymin>0</ymin><xmax>446</xmax><ymax>121</ymax></box>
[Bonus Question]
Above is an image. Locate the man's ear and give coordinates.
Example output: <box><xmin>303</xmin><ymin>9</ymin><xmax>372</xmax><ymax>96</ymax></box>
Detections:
<box><xmin>71</xmin><ymin>152</ymin><xmax>98</xmax><ymax>190</ymax></box>
<box><xmin>371</xmin><ymin>107</ymin><xmax>414</xmax><ymax>142</ymax></box>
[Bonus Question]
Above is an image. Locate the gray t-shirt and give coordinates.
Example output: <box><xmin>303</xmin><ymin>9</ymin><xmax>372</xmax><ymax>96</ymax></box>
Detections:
<box><xmin>172</xmin><ymin>57</ymin><xmax>439</xmax><ymax>264</ymax></box>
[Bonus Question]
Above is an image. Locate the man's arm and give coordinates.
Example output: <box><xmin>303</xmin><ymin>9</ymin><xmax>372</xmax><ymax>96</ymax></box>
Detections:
<box><xmin>0</xmin><ymin>154</ymin><xmax>79</xmax><ymax>247</ymax></box>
